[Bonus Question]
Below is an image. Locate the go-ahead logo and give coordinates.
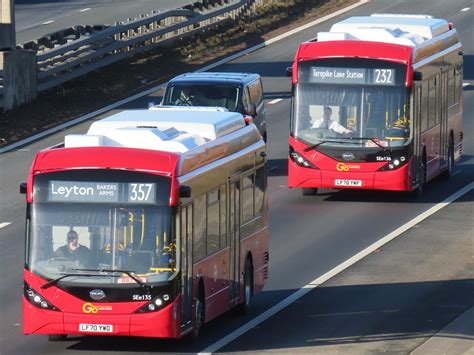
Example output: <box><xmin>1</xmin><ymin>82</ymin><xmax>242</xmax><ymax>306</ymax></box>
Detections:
<box><xmin>336</xmin><ymin>162</ymin><xmax>361</xmax><ymax>172</ymax></box>
<box><xmin>82</xmin><ymin>302</ymin><xmax>112</xmax><ymax>314</ymax></box>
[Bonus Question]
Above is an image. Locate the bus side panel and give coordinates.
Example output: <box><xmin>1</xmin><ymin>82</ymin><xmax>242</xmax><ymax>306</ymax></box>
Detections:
<box><xmin>240</xmin><ymin>225</ymin><xmax>269</xmax><ymax>296</ymax></box>
<box><xmin>193</xmin><ymin>249</ymin><xmax>231</xmax><ymax>323</ymax></box>
<box><xmin>23</xmin><ymin>297</ymin><xmax>65</xmax><ymax>335</ymax></box>
<box><xmin>420</xmin><ymin>126</ymin><xmax>441</xmax><ymax>182</ymax></box>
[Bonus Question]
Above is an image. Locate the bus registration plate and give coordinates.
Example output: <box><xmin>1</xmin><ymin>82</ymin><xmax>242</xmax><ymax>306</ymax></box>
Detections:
<box><xmin>79</xmin><ymin>323</ymin><xmax>113</xmax><ymax>333</ymax></box>
<box><xmin>335</xmin><ymin>179</ymin><xmax>362</xmax><ymax>187</ymax></box>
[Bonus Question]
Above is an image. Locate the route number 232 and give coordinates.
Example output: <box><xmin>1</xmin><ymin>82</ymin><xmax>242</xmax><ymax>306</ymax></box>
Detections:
<box><xmin>374</xmin><ymin>69</ymin><xmax>394</xmax><ymax>84</ymax></box>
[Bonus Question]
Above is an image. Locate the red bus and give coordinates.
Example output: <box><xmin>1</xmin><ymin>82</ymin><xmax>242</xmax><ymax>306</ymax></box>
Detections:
<box><xmin>287</xmin><ymin>14</ymin><xmax>464</xmax><ymax>195</ymax></box>
<box><xmin>21</xmin><ymin>107</ymin><xmax>268</xmax><ymax>340</ymax></box>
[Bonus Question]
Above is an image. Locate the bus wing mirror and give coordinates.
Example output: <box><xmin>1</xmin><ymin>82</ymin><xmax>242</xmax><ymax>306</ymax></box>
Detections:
<box><xmin>413</xmin><ymin>71</ymin><xmax>423</xmax><ymax>81</ymax></box>
<box><xmin>286</xmin><ymin>67</ymin><xmax>293</xmax><ymax>77</ymax></box>
<box><xmin>20</xmin><ymin>182</ymin><xmax>27</xmax><ymax>194</ymax></box>
<box><xmin>179</xmin><ymin>185</ymin><xmax>191</xmax><ymax>198</ymax></box>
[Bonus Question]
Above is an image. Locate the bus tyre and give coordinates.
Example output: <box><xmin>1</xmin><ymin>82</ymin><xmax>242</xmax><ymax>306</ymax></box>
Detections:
<box><xmin>48</xmin><ymin>334</ymin><xmax>67</xmax><ymax>341</ymax></box>
<box><xmin>413</xmin><ymin>155</ymin><xmax>426</xmax><ymax>198</ymax></box>
<box><xmin>191</xmin><ymin>291</ymin><xmax>205</xmax><ymax>341</ymax></box>
<box><xmin>443</xmin><ymin>137</ymin><xmax>454</xmax><ymax>179</ymax></box>
<box><xmin>302</xmin><ymin>188</ymin><xmax>318</xmax><ymax>196</ymax></box>
<box><xmin>238</xmin><ymin>258</ymin><xmax>253</xmax><ymax>315</ymax></box>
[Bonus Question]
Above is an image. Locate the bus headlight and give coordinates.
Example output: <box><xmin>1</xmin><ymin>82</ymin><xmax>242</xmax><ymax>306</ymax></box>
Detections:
<box><xmin>24</xmin><ymin>282</ymin><xmax>60</xmax><ymax>311</ymax></box>
<box><xmin>135</xmin><ymin>294</ymin><xmax>171</xmax><ymax>313</ymax></box>
<box><xmin>289</xmin><ymin>147</ymin><xmax>318</xmax><ymax>169</ymax></box>
<box><xmin>378</xmin><ymin>156</ymin><xmax>408</xmax><ymax>171</ymax></box>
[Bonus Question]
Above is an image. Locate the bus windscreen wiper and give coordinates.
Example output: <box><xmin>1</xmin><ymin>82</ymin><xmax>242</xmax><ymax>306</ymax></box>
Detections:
<box><xmin>40</xmin><ymin>273</ymin><xmax>107</xmax><ymax>289</ymax></box>
<box><xmin>73</xmin><ymin>268</ymin><xmax>149</xmax><ymax>288</ymax></box>
<box><xmin>304</xmin><ymin>140</ymin><xmax>360</xmax><ymax>152</ymax></box>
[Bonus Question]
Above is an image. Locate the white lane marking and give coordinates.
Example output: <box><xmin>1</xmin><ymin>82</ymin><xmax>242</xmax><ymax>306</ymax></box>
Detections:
<box><xmin>463</xmin><ymin>82</ymin><xmax>470</xmax><ymax>87</ymax></box>
<box><xmin>79</xmin><ymin>8</ymin><xmax>91</xmax><ymax>12</ymax></box>
<box><xmin>42</xmin><ymin>20</ymin><xmax>55</xmax><ymax>25</ymax></box>
<box><xmin>0</xmin><ymin>0</ymin><xmax>369</xmax><ymax>154</ymax></box>
<box><xmin>0</xmin><ymin>222</ymin><xmax>12</xmax><ymax>229</ymax></box>
<box><xmin>452</xmin><ymin>170</ymin><xmax>462</xmax><ymax>177</ymax></box>
<box><xmin>268</xmin><ymin>99</ymin><xmax>283</xmax><ymax>105</ymax></box>
<box><xmin>461</xmin><ymin>7</ymin><xmax>470</xmax><ymax>12</ymax></box>
<box><xmin>199</xmin><ymin>182</ymin><xmax>474</xmax><ymax>354</ymax></box>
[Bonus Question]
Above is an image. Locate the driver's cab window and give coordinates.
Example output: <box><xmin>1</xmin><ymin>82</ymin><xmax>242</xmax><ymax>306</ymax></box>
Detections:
<box><xmin>52</xmin><ymin>226</ymin><xmax>90</xmax><ymax>252</ymax></box>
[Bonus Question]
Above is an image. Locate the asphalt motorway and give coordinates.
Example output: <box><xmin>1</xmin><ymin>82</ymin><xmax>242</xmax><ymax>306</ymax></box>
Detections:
<box><xmin>14</xmin><ymin>0</ymin><xmax>196</xmax><ymax>44</ymax></box>
<box><xmin>0</xmin><ymin>0</ymin><xmax>473</xmax><ymax>353</ymax></box>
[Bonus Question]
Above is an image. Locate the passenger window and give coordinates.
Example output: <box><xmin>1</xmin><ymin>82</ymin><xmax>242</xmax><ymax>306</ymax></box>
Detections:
<box><xmin>193</xmin><ymin>195</ymin><xmax>206</xmax><ymax>261</ymax></box>
<box><xmin>219</xmin><ymin>184</ymin><xmax>227</xmax><ymax>248</ymax></box>
<box><xmin>421</xmin><ymin>81</ymin><xmax>428</xmax><ymax>132</ymax></box>
<box><xmin>242</xmin><ymin>174</ymin><xmax>254</xmax><ymax>224</ymax></box>
<box><xmin>207</xmin><ymin>190</ymin><xmax>220</xmax><ymax>255</ymax></box>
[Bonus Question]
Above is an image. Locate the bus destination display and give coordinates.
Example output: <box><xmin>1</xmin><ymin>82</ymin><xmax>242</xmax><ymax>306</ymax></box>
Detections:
<box><xmin>309</xmin><ymin>67</ymin><xmax>396</xmax><ymax>86</ymax></box>
<box><xmin>47</xmin><ymin>181</ymin><xmax>157</xmax><ymax>204</ymax></box>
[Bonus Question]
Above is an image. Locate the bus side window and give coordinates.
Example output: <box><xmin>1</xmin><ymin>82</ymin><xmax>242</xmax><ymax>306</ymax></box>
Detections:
<box><xmin>193</xmin><ymin>195</ymin><xmax>207</xmax><ymax>261</ymax></box>
<box><xmin>219</xmin><ymin>184</ymin><xmax>227</xmax><ymax>248</ymax></box>
<box><xmin>207</xmin><ymin>189</ymin><xmax>220</xmax><ymax>255</ymax></box>
<box><xmin>421</xmin><ymin>81</ymin><xmax>428</xmax><ymax>131</ymax></box>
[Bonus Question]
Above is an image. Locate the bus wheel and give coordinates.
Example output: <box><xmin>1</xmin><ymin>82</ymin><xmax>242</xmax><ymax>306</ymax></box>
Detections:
<box><xmin>48</xmin><ymin>334</ymin><xmax>67</xmax><ymax>341</ymax></box>
<box><xmin>443</xmin><ymin>137</ymin><xmax>454</xmax><ymax>179</ymax></box>
<box><xmin>413</xmin><ymin>155</ymin><xmax>426</xmax><ymax>198</ymax></box>
<box><xmin>238</xmin><ymin>258</ymin><xmax>253</xmax><ymax>315</ymax></box>
<box><xmin>191</xmin><ymin>290</ymin><xmax>205</xmax><ymax>341</ymax></box>
<box><xmin>302</xmin><ymin>188</ymin><xmax>318</xmax><ymax>196</ymax></box>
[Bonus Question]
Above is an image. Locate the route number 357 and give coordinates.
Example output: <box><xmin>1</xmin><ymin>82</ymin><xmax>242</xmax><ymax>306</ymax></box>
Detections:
<box><xmin>129</xmin><ymin>183</ymin><xmax>153</xmax><ymax>202</ymax></box>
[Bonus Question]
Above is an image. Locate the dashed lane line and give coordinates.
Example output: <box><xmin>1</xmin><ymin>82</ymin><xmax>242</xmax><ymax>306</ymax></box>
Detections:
<box><xmin>79</xmin><ymin>8</ymin><xmax>91</xmax><ymax>12</ymax></box>
<box><xmin>198</xmin><ymin>182</ymin><xmax>474</xmax><ymax>354</ymax></box>
<box><xmin>0</xmin><ymin>222</ymin><xmax>12</xmax><ymax>229</ymax></box>
<box><xmin>461</xmin><ymin>7</ymin><xmax>470</xmax><ymax>12</ymax></box>
<box><xmin>268</xmin><ymin>99</ymin><xmax>283</xmax><ymax>105</ymax></box>
<box><xmin>42</xmin><ymin>20</ymin><xmax>54</xmax><ymax>25</ymax></box>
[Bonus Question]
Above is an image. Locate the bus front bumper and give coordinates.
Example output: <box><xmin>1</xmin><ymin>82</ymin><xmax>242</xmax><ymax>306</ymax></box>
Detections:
<box><xmin>23</xmin><ymin>298</ymin><xmax>180</xmax><ymax>338</ymax></box>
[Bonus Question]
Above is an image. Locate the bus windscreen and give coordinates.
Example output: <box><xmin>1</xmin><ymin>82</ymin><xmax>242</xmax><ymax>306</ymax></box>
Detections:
<box><xmin>293</xmin><ymin>59</ymin><xmax>410</xmax><ymax>148</ymax></box>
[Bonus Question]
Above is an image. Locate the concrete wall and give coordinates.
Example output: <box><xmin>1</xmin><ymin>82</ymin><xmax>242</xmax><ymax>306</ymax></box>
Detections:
<box><xmin>0</xmin><ymin>50</ymin><xmax>37</xmax><ymax>110</ymax></box>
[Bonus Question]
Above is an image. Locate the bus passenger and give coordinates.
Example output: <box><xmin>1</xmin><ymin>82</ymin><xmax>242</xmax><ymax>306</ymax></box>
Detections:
<box><xmin>54</xmin><ymin>230</ymin><xmax>90</xmax><ymax>265</ymax></box>
<box><xmin>312</xmin><ymin>106</ymin><xmax>352</xmax><ymax>134</ymax></box>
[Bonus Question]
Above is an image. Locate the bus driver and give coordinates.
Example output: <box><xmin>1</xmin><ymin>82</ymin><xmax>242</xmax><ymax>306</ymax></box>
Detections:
<box><xmin>54</xmin><ymin>230</ymin><xmax>90</xmax><ymax>265</ymax></box>
<box><xmin>312</xmin><ymin>106</ymin><xmax>352</xmax><ymax>135</ymax></box>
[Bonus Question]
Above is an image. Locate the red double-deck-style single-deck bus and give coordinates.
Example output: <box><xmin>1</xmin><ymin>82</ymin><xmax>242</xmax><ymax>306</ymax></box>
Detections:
<box><xmin>21</xmin><ymin>107</ymin><xmax>268</xmax><ymax>340</ymax></box>
<box><xmin>288</xmin><ymin>14</ymin><xmax>464</xmax><ymax>195</ymax></box>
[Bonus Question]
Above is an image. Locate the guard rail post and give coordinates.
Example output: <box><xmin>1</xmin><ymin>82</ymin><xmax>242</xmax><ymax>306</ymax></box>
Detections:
<box><xmin>1</xmin><ymin>0</ymin><xmax>37</xmax><ymax>111</ymax></box>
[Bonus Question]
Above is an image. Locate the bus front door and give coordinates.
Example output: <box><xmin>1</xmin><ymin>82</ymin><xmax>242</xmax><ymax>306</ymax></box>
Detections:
<box><xmin>439</xmin><ymin>70</ymin><xmax>449</xmax><ymax>168</ymax></box>
<box><xmin>180</xmin><ymin>205</ymin><xmax>193</xmax><ymax>332</ymax></box>
<box><xmin>229</xmin><ymin>178</ymin><xmax>241</xmax><ymax>306</ymax></box>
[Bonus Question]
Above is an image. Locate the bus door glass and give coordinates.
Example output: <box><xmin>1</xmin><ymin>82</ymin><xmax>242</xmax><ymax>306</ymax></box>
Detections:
<box><xmin>228</xmin><ymin>177</ymin><xmax>240</xmax><ymax>305</ymax></box>
<box><xmin>180</xmin><ymin>204</ymin><xmax>193</xmax><ymax>329</ymax></box>
<box><xmin>413</xmin><ymin>84</ymin><xmax>422</xmax><ymax>180</ymax></box>
<box><xmin>440</xmin><ymin>71</ymin><xmax>449</xmax><ymax>167</ymax></box>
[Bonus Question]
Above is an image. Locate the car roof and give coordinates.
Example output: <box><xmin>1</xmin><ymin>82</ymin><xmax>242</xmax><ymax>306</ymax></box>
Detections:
<box><xmin>168</xmin><ymin>72</ymin><xmax>260</xmax><ymax>86</ymax></box>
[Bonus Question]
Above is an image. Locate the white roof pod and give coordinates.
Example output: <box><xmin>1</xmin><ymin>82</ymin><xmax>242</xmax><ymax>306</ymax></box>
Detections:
<box><xmin>318</xmin><ymin>13</ymin><xmax>450</xmax><ymax>47</ymax></box>
<box><xmin>64</xmin><ymin>108</ymin><xmax>248</xmax><ymax>153</ymax></box>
